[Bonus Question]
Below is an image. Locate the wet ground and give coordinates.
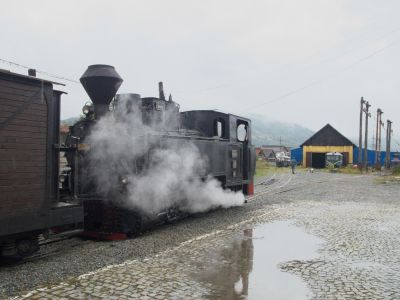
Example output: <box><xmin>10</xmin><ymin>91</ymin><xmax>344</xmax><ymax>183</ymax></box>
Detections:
<box><xmin>192</xmin><ymin>221</ymin><xmax>322</xmax><ymax>300</ymax></box>
<box><xmin>3</xmin><ymin>170</ymin><xmax>400</xmax><ymax>299</ymax></box>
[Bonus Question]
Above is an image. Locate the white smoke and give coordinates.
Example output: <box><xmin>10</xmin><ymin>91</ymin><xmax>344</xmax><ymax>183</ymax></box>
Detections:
<box><xmin>85</xmin><ymin>99</ymin><xmax>244</xmax><ymax>215</ymax></box>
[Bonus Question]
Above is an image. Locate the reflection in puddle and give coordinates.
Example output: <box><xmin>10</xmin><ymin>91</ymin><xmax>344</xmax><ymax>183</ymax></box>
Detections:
<box><xmin>192</xmin><ymin>221</ymin><xmax>322</xmax><ymax>299</ymax></box>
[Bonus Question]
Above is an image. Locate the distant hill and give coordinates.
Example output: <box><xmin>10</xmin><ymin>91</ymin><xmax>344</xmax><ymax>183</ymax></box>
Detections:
<box><xmin>246</xmin><ymin>114</ymin><xmax>314</xmax><ymax>148</ymax></box>
<box><xmin>61</xmin><ymin>117</ymin><xmax>80</xmax><ymax>126</ymax></box>
<box><xmin>348</xmin><ymin>135</ymin><xmax>400</xmax><ymax>151</ymax></box>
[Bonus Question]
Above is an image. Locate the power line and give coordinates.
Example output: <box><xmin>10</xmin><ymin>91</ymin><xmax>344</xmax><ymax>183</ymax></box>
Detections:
<box><xmin>175</xmin><ymin>23</ymin><xmax>400</xmax><ymax>96</ymax></box>
<box><xmin>244</xmin><ymin>36</ymin><xmax>400</xmax><ymax>112</ymax></box>
<box><xmin>0</xmin><ymin>58</ymin><xmax>79</xmax><ymax>84</ymax></box>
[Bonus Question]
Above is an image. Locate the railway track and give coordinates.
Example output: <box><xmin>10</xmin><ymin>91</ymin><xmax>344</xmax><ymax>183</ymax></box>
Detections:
<box><xmin>1</xmin><ymin>172</ymin><xmax>338</xmax><ymax>266</ymax></box>
<box><xmin>248</xmin><ymin>170</ymin><xmax>342</xmax><ymax>202</ymax></box>
<box><xmin>249</xmin><ymin>172</ymin><xmax>294</xmax><ymax>201</ymax></box>
<box><xmin>0</xmin><ymin>231</ymin><xmax>83</xmax><ymax>266</ymax></box>
<box><xmin>38</xmin><ymin>229</ymin><xmax>83</xmax><ymax>247</ymax></box>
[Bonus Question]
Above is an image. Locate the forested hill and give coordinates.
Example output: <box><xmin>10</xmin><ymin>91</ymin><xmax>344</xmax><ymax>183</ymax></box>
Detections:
<box><xmin>247</xmin><ymin>114</ymin><xmax>314</xmax><ymax>147</ymax></box>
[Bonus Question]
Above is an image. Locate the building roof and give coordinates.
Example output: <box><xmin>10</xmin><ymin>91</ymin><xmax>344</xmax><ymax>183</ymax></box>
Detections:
<box><xmin>262</xmin><ymin>149</ymin><xmax>276</xmax><ymax>158</ymax></box>
<box><xmin>300</xmin><ymin>124</ymin><xmax>355</xmax><ymax>147</ymax></box>
<box><xmin>0</xmin><ymin>68</ymin><xmax>64</xmax><ymax>86</ymax></box>
<box><xmin>255</xmin><ymin>148</ymin><xmax>264</xmax><ymax>156</ymax></box>
<box><xmin>255</xmin><ymin>147</ymin><xmax>277</xmax><ymax>158</ymax></box>
<box><xmin>261</xmin><ymin>145</ymin><xmax>290</xmax><ymax>152</ymax></box>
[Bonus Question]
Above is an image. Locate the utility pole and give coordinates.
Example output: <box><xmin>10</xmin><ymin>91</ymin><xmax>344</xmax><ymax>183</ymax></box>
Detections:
<box><xmin>377</xmin><ymin>116</ymin><xmax>384</xmax><ymax>169</ymax></box>
<box><xmin>358</xmin><ymin>97</ymin><xmax>365</xmax><ymax>167</ymax></box>
<box><xmin>363</xmin><ymin>101</ymin><xmax>371</xmax><ymax>172</ymax></box>
<box><xmin>374</xmin><ymin>108</ymin><xmax>383</xmax><ymax>168</ymax></box>
<box><xmin>385</xmin><ymin>120</ymin><xmax>392</xmax><ymax>168</ymax></box>
<box><xmin>374</xmin><ymin>109</ymin><xmax>379</xmax><ymax>165</ymax></box>
<box><xmin>372</xmin><ymin>133</ymin><xmax>375</xmax><ymax>158</ymax></box>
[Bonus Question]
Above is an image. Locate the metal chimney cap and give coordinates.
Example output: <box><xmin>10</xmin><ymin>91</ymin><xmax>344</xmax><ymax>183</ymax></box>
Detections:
<box><xmin>80</xmin><ymin>64</ymin><xmax>123</xmax><ymax>79</ymax></box>
<box><xmin>80</xmin><ymin>64</ymin><xmax>123</xmax><ymax>107</ymax></box>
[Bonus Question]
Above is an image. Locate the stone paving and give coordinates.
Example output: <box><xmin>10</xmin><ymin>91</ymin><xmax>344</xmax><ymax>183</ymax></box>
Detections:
<box><xmin>280</xmin><ymin>201</ymin><xmax>400</xmax><ymax>300</ymax></box>
<box><xmin>9</xmin><ymin>172</ymin><xmax>400</xmax><ymax>299</ymax></box>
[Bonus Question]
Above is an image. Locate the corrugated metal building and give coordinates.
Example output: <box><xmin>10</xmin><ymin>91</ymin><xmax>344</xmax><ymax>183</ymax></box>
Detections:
<box><xmin>290</xmin><ymin>147</ymin><xmax>303</xmax><ymax>163</ymax></box>
<box><xmin>353</xmin><ymin>147</ymin><xmax>397</xmax><ymax>166</ymax></box>
<box><xmin>291</xmin><ymin>147</ymin><xmax>398</xmax><ymax>167</ymax></box>
<box><xmin>300</xmin><ymin>124</ymin><xmax>355</xmax><ymax>168</ymax></box>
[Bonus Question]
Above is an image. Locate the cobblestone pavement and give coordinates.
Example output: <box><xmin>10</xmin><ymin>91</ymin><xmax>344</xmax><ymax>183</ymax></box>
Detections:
<box><xmin>5</xmin><ymin>171</ymin><xmax>400</xmax><ymax>299</ymax></box>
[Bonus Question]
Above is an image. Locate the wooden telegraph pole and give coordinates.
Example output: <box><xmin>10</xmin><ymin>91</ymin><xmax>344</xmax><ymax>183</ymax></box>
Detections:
<box><xmin>374</xmin><ymin>109</ymin><xmax>379</xmax><ymax>165</ymax></box>
<box><xmin>363</xmin><ymin>101</ymin><xmax>371</xmax><ymax>172</ymax></box>
<box><xmin>358</xmin><ymin>97</ymin><xmax>365</xmax><ymax>168</ymax></box>
<box><xmin>385</xmin><ymin>120</ymin><xmax>392</xmax><ymax>169</ymax></box>
<box><xmin>374</xmin><ymin>109</ymin><xmax>383</xmax><ymax>169</ymax></box>
<box><xmin>377</xmin><ymin>115</ymin><xmax>384</xmax><ymax>169</ymax></box>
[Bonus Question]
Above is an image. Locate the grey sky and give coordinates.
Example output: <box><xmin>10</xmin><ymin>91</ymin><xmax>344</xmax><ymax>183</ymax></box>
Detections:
<box><xmin>1</xmin><ymin>0</ymin><xmax>399</xmax><ymax>148</ymax></box>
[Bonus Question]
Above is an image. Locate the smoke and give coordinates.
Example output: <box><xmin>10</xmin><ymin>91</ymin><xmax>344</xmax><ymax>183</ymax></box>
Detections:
<box><xmin>85</xmin><ymin>99</ymin><xmax>244</xmax><ymax>216</ymax></box>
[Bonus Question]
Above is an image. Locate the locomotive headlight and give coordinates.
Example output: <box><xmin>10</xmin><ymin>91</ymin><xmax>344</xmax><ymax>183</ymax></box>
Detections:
<box><xmin>120</xmin><ymin>176</ymin><xmax>128</xmax><ymax>185</ymax></box>
<box><xmin>82</xmin><ymin>104</ymin><xmax>93</xmax><ymax>115</ymax></box>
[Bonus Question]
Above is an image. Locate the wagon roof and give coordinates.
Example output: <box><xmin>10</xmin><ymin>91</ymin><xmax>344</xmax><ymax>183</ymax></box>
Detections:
<box><xmin>0</xmin><ymin>68</ymin><xmax>65</xmax><ymax>86</ymax></box>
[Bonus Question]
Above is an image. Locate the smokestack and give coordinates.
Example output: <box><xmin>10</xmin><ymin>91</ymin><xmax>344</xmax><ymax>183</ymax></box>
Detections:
<box><xmin>80</xmin><ymin>65</ymin><xmax>123</xmax><ymax>118</ymax></box>
<box><xmin>159</xmin><ymin>82</ymin><xmax>165</xmax><ymax>101</ymax></box>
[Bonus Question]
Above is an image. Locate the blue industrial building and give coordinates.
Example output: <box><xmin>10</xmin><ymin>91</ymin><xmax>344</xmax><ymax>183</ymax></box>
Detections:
<box><xmin>291</xmin><ymin>146</ymin><xmax>397</xmax><ymax>166</ymax></box>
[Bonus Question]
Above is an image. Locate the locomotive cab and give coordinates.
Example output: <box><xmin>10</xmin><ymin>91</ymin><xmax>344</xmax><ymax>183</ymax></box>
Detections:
<box><xmin>180</xmin><ymin>110</ymin><xmax>255</xmax><ymax>195</ymax></box>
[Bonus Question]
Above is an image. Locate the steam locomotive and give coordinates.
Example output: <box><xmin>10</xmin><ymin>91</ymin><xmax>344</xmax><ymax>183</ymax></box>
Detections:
<box><xmin>0</xmin><ymin>64</ymin><xmax>255</xmax><ymax>257</ymax></box>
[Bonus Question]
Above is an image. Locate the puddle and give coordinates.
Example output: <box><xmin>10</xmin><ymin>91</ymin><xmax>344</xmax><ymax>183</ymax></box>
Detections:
<box><xmin>191</xmin><ymin>221</ymin><xmax>323</xmax><ymax>300</ymax></box>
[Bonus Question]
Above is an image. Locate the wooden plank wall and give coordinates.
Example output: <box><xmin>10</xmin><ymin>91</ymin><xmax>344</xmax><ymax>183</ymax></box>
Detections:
<box><xmin>0</xmin><ymin>78</ymin><xmax>47</xmax><ymax>219</ymax></box>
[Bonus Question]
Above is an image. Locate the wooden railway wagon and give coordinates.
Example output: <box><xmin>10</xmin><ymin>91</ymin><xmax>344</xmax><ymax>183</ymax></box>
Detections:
<box><xmin>0</xmin><ymin>69</ymin><xmax>83</xmax><ymax>257</ymax></box>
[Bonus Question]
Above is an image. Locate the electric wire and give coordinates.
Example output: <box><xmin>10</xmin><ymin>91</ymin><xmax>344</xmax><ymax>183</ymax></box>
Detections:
<box><xmin>0</xmin><ymin>58</ymin><xmax>79</xmax><ymax>84</ymax></box>
<box><xmin>244</xmin><ymin>36</ymin><xmax>400</xmax><ymax>111</ymax></box>
<box><xmin>0</xmin><ymin>38</ymin><xmax>398</xmax><ymax>151</ymax></box>
<box><xmin>175</xmin><ymin>23</ymin><xmax>400</xmax><ymax>96</ymax></box>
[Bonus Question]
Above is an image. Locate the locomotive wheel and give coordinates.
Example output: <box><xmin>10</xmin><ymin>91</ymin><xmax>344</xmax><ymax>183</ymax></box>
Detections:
<box><xmin>0</xmin><ymin>235</ymin><xmax>39</xmax><ymax>258</ymax></box>
<box><xmin>16</xmin><ymin>236</ymin><xmax>39</xmax><ymax>257</ymax></box>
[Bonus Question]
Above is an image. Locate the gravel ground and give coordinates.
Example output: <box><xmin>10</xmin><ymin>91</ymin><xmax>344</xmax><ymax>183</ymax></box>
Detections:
<box><xmin>1</xmin><ymin>170</ymin><xmax>400</xmax><ymax>299</ymax></box>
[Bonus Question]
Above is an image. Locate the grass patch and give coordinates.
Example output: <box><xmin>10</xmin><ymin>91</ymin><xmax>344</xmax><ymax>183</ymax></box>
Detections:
<box><xmin>312</xmin><ymin>166</ymin><xmax>362</xmax><ymax>175</ymax></box>
<box><xmin>375</xmin><ymin>176</ymin><xmax>400</xmax><ymax>184</ymax></box>
<box><xmin>255</xmin><ymin>160</ymin><xmax>290</xmax><ymax>178</ymax></box>
<box><xmin>392</xmin><ymin>166</ymin><xmax>400</xmax><ymax>176</ymax></box>
<box><xmin>336</xmin><ymin>166</ymin><xmax>363</xmax><ymax>175</ymax></box>
<box><xmin>255</xmin><ymin>160</ymin><xmax>269</xmax><ymax>178</ymax></box>
<box><xmin>374</xmin><ymin>166</ymin><xmax>400</xmax><ymax>184</ymax></box>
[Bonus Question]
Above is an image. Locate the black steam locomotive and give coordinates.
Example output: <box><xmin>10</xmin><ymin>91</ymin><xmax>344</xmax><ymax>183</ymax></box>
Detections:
<box><xmin>0</xmin><ymin>65</ymin><xmax>255</xmax><ymax>257</ymax></box>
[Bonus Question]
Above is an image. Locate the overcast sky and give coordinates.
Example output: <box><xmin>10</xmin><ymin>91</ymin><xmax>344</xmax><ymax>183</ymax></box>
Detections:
<box><xmin>1</xmin><ymin>0</ymin><xmax>399</xmax><ymax>148</ymax></box>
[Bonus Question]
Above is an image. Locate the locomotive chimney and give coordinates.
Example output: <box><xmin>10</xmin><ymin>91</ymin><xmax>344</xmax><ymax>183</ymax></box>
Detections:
<box><xmin>80</xmin><ymin>65</ymin><xmax>123</xmax><ymax>118</ymax></box>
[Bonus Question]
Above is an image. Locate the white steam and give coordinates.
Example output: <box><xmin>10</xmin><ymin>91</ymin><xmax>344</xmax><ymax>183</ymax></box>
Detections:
<box><xmin>85</xmin><ymin>100</ymin><xmax>244</xmax><ymax>215</ymax></box>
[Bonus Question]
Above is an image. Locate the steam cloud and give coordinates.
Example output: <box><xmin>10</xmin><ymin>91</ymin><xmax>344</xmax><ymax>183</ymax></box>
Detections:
<box><xmin>85</xmin><ymin>100</ymin><xmax>244</xmax><ymax>216</ymax></box>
